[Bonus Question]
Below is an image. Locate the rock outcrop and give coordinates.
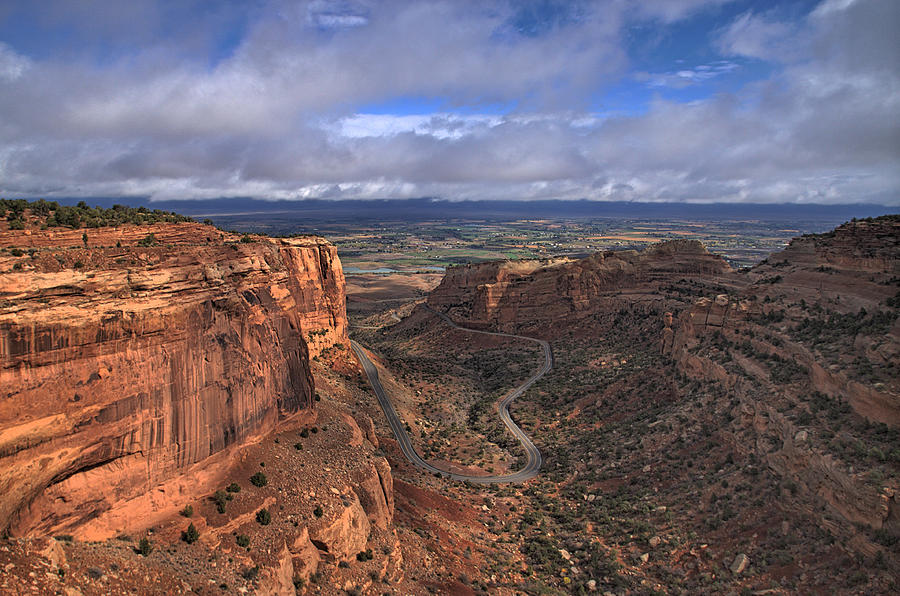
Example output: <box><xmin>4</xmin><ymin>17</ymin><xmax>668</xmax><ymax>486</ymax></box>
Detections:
<box><xmin>0</xmin><ymin>222</ymin><xmax>348</xmax><ymax>538</ymax></box>
<box><xmin>309</xmin><ymin>489</ymin><xmax>370</xmax><ymax>562</ymax></box>
<box><xmin>428</xmin><ymin>240</ymin><xmax>730</xmax><ymax>331</ymax></box>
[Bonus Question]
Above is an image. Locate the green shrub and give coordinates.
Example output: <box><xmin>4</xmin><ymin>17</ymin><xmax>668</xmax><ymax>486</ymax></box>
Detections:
<box><xmin>256</xmin><ymin>508</ymin><xmax>271</xmax><ymax>526</ymax></box>
<box><xmin>138</xmin><ymin>233</ymin><xmax>158</xmax><ymax>247</ymax></box>
<box><xmin>313</xmin><ymin>506</ymin><xmax>324</xmax><ymax>518</ymax></box>
<box><xmin>182</xmin><ymin>522</ymin><xmax>200</xmax><ymax>544</ymax></box>
<box><xmin>236</xmin><ymin>534</ymin><xmax>250</xmax><ymax>548</ymax></box>
<box><xmin>250</xmin><ymin>471</ymin><xmax>268</xmax><ymax>487</ymax></box>
<box><xmin>213</xmin><ymin>490</ymin><xmax>228</xmax><ymax>514</ymax></box>
<box><xmin>138</xmin><ymin>537</ymin><xmax>153</xmax><ymax>556</ymax></box>
<box><xmin>180</xmin><ymin>504</ymin><xmax>193</xmax><ymax>517</ymax></box>
<box><xmin>226</xmin><ymin>482</ymin><xmax>241</xmax><ymax>493</ymax></box>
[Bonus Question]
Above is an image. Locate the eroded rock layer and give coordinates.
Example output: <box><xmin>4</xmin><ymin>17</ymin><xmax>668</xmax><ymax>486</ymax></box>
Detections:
<box><xmin>0</xmin><ymin>223</ymin><xmax>348</xmax><ymax>537</ymax></box>
<box><xmin>428</xmin><ymin>239</ymin><xmax>731</xmax><ymax>330</ymax></box>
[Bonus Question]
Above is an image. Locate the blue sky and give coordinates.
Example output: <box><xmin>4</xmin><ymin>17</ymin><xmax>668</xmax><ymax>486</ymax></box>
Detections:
<box><xmin>0</xmin><ymin>0</ymin><xmax>897</xmax><ymax>203</ymax></box>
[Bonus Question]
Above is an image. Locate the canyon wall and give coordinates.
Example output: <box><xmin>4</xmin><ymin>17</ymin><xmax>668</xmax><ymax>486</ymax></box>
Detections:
<box><xmin>661</xmin><ymin>217</ymin><xmax>899</xmax><ymax>542</ymax></box>
<box><xmin>428</xmin><ymin>239</ymin><xmax>730</xmax><ymax>331</ymax></box>
<box><xmin>0</xmin><ymin>223</ymin><xmax>348</xmax><ymax>538</ymax></box>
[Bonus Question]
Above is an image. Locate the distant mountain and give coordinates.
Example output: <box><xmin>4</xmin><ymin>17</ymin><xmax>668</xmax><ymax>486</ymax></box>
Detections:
<box><xmin>41</xmin><ymin>196</ymin><xmax>895</xmax><ymax>224</ymax></box>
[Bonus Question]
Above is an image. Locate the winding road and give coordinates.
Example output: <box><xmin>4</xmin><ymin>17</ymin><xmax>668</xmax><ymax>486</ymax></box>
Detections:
<box><xmin>350</xmin><ymin>305</ymin><xmax>550</xmax><ymax>484</ymax></box>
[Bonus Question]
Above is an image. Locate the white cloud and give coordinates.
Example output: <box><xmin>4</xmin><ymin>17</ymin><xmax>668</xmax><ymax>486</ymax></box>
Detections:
<box><xmin>810</xmin><ymin>0</ymin><xmax>860</xmax><ymax>18</ymax></box>
<box><xmin>630</xmin><ymin>0</ymin><xmax>737</xmax><ymax>24</ymax></box>
<box><xmin>714</xmin><ymin>11</ymin><xmax>798</xmax><ymax>61</ymax></box>
<box><xmin>0</xmin><ymin>42</ymin><xmax>30</xmax><ymax>80</ymax></box>
<box><xmin>635</xmin><ymin>60</ymin><xmax>739</xmax><ymax>88</ymax></box>
<box><xmin>336</xmin><ymin>113</ymin><xmax>502</xmax><ymax>139</ymax></box>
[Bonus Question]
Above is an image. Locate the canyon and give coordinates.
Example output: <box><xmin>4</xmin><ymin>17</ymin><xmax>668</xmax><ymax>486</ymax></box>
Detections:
<box><xmin>0</xmin><ymin>204</ymin><xmax>897</xmax><ymax>595</ymax></box>
<box><xmin>403</xmin><ymin>215</ymin><xmax>898</xmax><ymax>593</ymax></box>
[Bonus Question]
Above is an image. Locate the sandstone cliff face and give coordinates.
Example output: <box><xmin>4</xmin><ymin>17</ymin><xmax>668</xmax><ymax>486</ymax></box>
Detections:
<box><xmin>0</xmin><ymin>223</ymin><xmax>348</xmax><ymax>537</ymax></box>
<box><xmin>428</xmin><ymin>240</ymin><xmax>730</xmax><ymax>331</ymax></box>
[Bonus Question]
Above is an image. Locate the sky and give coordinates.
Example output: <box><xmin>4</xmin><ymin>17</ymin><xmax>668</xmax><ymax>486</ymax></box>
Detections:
<box><xmin>0</xmin><ymin>0</ymin><xmax>897</xmax><ymax>204</ymax></box>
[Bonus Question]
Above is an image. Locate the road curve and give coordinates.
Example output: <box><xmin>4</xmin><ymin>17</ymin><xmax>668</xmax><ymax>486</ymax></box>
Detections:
<box><xmin>350</xmin><ymin>306</ymin><xmax>550</xmax><ymax>483</ymax></box>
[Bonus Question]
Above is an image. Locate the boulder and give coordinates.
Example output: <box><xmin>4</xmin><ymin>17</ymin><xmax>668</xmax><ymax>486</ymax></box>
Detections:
<box><xmin>730</xmin><ymin>553</ymin><xmax>749</xmax><ymax>574</ymax></box>
<box><xmin>308</xmin><ymin>489</ymin><xmax>371</xmax><ymax>562</ymax></box>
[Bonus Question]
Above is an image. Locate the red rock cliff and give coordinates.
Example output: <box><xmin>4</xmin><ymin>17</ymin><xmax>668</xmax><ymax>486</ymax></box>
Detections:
<box><xmin>428</xmin><ymin>240</ymin><xmax>730</xmax><ymax>331</ymax></box>
<box><xmin>0</xmin><ymin>222</ymin><xmax>348</xmax><ymax>538</ymax></box>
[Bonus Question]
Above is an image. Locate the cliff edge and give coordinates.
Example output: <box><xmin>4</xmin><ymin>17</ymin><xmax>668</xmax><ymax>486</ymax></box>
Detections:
<box><xmin>0</xmin><ymin>219</ymin><xmax>348</xmax><ymax>539</ymax></box>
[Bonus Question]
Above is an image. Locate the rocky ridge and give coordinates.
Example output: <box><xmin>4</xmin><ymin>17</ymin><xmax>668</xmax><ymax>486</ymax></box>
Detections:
<box><xmin>428</xmin><ymin>239</ymin><xmax>731</xmax><ymax>331</ymax></box>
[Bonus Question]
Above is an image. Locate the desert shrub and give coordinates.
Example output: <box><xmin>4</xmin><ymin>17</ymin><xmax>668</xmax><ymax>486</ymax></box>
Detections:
<box><xmin>180</xmin><ymin>504</ymin><xmax>193</xmax><ymax>517</ymax></box>
<box><xmin>182</xmin><ymin>523</ymin><xmax>200</xmax><ymax>544</ymax></box>
<box><xmin>226</xmin><ymin>482</ymin><xmax>241</xmax><ymax>493</ymax></box>
<box><xmin>213</xmin><ymin>490</ymin><xmax>228</xmax><ymax>514</ymax></box>
<box><xmin>769</xmin><ymin>358</ymin><xmax>807</xmax><ymax>384</ymax></box>
<box><xmin>313</xmin><ymin>505</ymin><xmax>324</xmax><ymax>518</ymax></box>
<box><xmin>250</xmin><ymin>471</ymin><xmax>268</xmax><ymax>487</ymax></box>
<box><xmin>256</xmin><ymin>508</ymin><xmax>271</xmax><ymax>525</ymax></box>
<box><xmin>521</xmin><ymin>534</ymin><xmax>566</xmax><ymax>573</ymax></box>
<box><xmin>873</xmin><ymin>528</ymin><xmax>899</xmax><ymax>550</ymax></box>
<box><xmin>16</xmin><ymin>199</ymin><xmax>191</xmax><ymax>229</ymax></box>
<box><xmin>236</xmin><ymin>534</ymin><xmax>250</xmax><ymax>548</ymax></box>
<box><xmin>138</xmin><ymin>537</ymin><xmax>153</xmax><ymax>556</ymax></box>
<box><xmin>241</xmin><ymin>565</ymin><xmax>259</xmax><ymax>581</ymax></box>
<box><xmin>138</xmin><ymin>233</ymin><xmax>158</xmax><ymax>247</ymax></box>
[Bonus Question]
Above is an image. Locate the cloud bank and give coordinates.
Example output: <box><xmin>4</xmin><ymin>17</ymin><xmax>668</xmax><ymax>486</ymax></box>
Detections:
<box><xmin>0</xmin><ymin>0</ymin><xmax>897</xmax><ymax>204</ymax></box>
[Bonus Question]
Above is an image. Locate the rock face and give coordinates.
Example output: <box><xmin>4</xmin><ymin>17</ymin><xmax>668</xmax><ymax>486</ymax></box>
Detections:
<box><xmin>428</xmin><ymin>240</ymin><xmax>730</xmax><ymax>331</ymax></box>
<box><xmin>354</xmin><ymin>457</ymin><xmax>394</xmax><ymax>530</ymax></box>
<box><xmin>0</xmin><ymin>223</ymin><xmax>348</xmax><ymax>538</ymax></box>
<box><xmin>256</xmin><ymin>542</ymin><xmax>296</xmax><ymax>596</ymax></box>
<box><xmin>309</xmin><ymin>489</ymin><xmax>371</xmax><ymax>562</ymax></box>
<box><xmin>775</xmin><ymin>217</ymin><xmax>900</xmax><ymax>275</ymax></box>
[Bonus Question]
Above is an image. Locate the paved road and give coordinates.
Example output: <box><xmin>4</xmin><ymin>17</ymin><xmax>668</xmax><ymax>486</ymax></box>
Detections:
<box><xmin>350</xmin><ymin>306</ymin><xmax>550</xmax><ymax>483</ymax></box>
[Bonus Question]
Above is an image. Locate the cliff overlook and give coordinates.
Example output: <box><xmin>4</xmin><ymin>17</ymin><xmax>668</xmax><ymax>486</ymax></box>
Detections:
<box><xmin>0</xmin><ymin>211</ymin><xmax>348</xmax><ymax>540</ymax></box>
